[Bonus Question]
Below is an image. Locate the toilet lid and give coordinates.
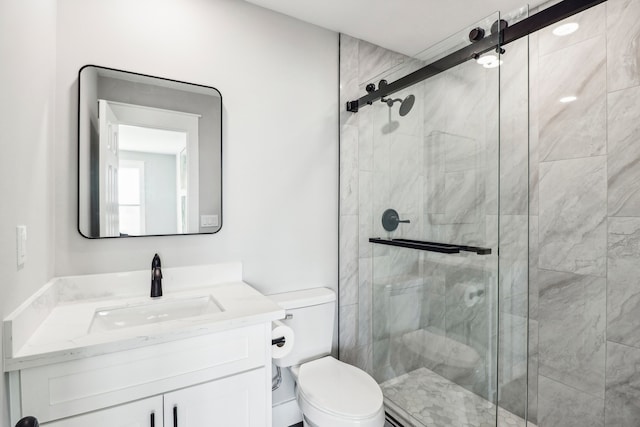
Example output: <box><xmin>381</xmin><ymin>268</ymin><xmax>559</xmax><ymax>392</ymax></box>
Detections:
<box><xmin>297</xmin><ymin>356</ymin><xmax>383</xmax><ymax>419</ymax></box>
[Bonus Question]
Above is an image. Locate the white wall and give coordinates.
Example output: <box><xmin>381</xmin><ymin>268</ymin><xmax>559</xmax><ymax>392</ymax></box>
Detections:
<box><xmin>0</xmin><ymin>1</ymin><xmax>337</xmax><ymax>423</ymax></box>
<box><xmin>0</xmin><ymin>1</ymin><xmax>57</xmax><ymax>424</ymax></box>
<box><xmin>55</xmin><ymin>0</ymin><xmax>339</xmax><ymax>294</ymax></box>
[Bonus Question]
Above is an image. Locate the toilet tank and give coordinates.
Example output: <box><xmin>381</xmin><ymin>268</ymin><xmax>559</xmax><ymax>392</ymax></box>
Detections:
<box><xmin>269</xmin><ymin>288</ymin><xmax>335</xmax><ymax>367</ymax></box>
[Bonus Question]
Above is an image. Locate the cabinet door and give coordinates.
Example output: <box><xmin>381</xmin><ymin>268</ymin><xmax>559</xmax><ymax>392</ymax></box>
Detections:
<box><xmin>164</xmin><ymin>368</ymin><xmax>267</xmax><ymax>427</ymax></box>
<box><xmin>42</xmin><ymin>395</ymin><xmax>163</xmax><ymax>427</ymax></box>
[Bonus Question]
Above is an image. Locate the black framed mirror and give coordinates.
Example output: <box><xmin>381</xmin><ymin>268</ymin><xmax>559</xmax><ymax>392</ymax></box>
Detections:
<box><xmin>78</xmin><ymin>65</ymin><xmax>222</xmax><ymax>238</ymax></box>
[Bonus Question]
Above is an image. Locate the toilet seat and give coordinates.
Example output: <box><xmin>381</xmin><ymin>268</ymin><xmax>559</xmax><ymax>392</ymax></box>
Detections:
<box><xmin>295</xmin><ymin>356</ymin><xmax>385</xmax><ymax>427</ymax></box>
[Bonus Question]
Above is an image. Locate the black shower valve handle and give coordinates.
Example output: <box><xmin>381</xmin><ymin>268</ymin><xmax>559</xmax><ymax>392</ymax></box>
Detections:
<box><xmin>382</xmin><ymin>209</ymin><xmax>410</xmax><ymax>232</ymax></box>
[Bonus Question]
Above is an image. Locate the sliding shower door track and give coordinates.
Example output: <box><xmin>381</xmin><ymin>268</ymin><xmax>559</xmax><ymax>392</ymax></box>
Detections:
<box><xmin>346</xmin><ymin>0</ymin><xmax>606</xmax><ymax>113</ymax></box>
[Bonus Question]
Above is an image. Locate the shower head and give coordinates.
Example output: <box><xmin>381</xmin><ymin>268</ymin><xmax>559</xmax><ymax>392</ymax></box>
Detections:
<box><xmin>399</xmin><ymin>94</ymin><xmax>415</xmax><ymax>116</ymax></box>
<box><xmin>381</xmin><ymin>94</ymin><xmax>415</xmax><ymax>116</ymax></box>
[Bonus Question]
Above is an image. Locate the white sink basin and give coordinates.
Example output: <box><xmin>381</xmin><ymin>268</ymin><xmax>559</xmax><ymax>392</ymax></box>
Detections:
<box><xmin>89</xmin><ymin>296</ymin><xmax>224</xmax><ymax>333</ymax></box>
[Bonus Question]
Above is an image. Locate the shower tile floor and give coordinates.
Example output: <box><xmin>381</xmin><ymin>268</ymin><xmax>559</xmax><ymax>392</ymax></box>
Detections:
<box><xmin>381</xmin><ymin>367</ymin><xmax>536</xmax><ymax>427</ymax></box>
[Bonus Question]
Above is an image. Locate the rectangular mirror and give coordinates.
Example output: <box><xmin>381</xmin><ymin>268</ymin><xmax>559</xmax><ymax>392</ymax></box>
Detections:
<box><xmin>78</xmin><ymin>66</ymin><xmax>222</xmax><ymax>238</ymax></box>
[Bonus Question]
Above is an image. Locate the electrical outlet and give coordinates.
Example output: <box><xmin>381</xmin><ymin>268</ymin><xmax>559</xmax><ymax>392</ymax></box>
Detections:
<box><xmin>200</xmin><ymin>215</ymin><xmax>219</xmax><ymax>228</ymax></box>
<box><xmin>16</xmin><ymin>225</ymin><xmax>27</xmax><ymax>268</ymax></box>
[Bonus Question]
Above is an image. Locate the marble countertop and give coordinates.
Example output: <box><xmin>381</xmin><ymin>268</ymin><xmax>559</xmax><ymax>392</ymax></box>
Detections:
<box><xmin>3</xmin><ymin>263</ymin><xmax>285</xmax><ymax>371</ymax></box>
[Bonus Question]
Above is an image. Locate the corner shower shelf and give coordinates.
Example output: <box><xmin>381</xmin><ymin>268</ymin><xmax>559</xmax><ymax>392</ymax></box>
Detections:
<box><xmin>368</xmin><ymin>238</ymin><xmax>492</xmax><ymax>255</ymax></box>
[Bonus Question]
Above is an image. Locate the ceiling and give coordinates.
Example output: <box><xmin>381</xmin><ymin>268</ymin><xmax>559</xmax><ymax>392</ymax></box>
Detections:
<box><xmin>119</xmin><ymin>125</ymin><xmax>186</xmax><ymax>155</ymax></box>
<box><xmin>244</xmin><ymin>0</ymin><xmax>548</xmax><ymax>57</ymax></box>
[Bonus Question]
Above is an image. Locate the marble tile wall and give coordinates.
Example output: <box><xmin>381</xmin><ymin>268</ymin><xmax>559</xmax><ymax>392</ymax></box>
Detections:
<box><xmin>339</xmin><ymin>31</ymin><xmax>501</xmax><ymax>387</ymax></box>
<box><xmin>339</xmin><ymin>34</ymin><xmax>415</xmax><ymax>374</ymax></box>
<box><xmin>529</xmin><ymin>1</ymin><xmax>640</xmax><ymax>426</ymax></box>
<box><xmin>538</xmin><ymin>375</ymin><xmax>605</xmax><ymax>427</ymax></box>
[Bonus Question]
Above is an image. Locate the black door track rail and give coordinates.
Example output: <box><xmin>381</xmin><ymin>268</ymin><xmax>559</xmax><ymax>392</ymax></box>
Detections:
<box><xmin>347</xmin><ymin>0</ymin><xmax>606</xmax><ymax>113</ymax></box>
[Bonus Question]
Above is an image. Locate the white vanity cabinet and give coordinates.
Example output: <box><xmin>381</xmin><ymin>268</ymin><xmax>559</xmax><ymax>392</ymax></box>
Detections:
<box><xmin>4</xmin><ymin>266</ymin><xmax>284</xmax><ymax>427</ymax></box>
<box><xmin>10</xmin><ymin>324</ymin><xmax>272</xmax><ymax>427</ymax></box>
<box><xmin>42</xmin><ymin>369</ymin><xmax>266</xmax><ymax>427</ymax></box>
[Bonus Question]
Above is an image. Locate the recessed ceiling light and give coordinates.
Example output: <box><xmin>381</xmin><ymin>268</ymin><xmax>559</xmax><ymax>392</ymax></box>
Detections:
<box><xmin>476</xmin><ymin>54</ymin><xmax>497</xmax><ymax>65</ymax></box>
<box><xmin>553</xmin><ymin>22</ymin><xmax>579</xmax><ymax>36</ymax></box>
<box><xmin>560</xmin><ymin>96</ymin><xmax>577</xmax><ymax>103</ymax></box>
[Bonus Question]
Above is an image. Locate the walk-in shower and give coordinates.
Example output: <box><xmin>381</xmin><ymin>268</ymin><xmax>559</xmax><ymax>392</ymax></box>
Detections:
<box><xmin>339</xmin><ymin>0</ymin><xmax>608</xmax><ymax>426</ymax></box>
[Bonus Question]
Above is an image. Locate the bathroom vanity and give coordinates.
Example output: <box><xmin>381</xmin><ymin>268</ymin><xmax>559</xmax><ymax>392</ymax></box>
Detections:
<box><xmin>3</xmin><ymin>263</ymin><xmax>284</xmax><ymax>426</ymax></box>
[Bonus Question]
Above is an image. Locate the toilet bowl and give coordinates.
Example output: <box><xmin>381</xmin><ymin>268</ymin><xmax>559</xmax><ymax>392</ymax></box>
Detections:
<box><xmin>292</xmin><ymin>356</ymin><xmax>385</xmax><ymax>427</ymax></box>
<box><xmin>269</xmin><ymin>288</ymin><xmax>385</xmax><ymax>427</ymax></box>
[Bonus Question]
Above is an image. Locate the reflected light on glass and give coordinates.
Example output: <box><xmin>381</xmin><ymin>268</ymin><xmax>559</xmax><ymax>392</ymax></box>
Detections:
<box><xmin>553</xmin><ymin>22</ymin><xmax>579</xmax><ymax>36</ymax></box>
<box><xmin>560</xmin><ymin>96</ymin><xmax>577</xmax><ymax>103</ymax></box>
<box><xmin>483</xmin><ymin>59</ymin><xmax>504</xmax><ymax>69</ymax></box>
<box><xmin>477</xmin><ymin>54</ymin><xmax>503</xmax><ymax>69</ymax></box>
<box><xmin>476</xmin><ymin>54</ymin><xmax>497</xmax><ymax>65</ymax></box>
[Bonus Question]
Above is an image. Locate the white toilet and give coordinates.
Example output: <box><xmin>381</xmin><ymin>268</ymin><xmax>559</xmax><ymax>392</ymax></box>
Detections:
<box><xmin>270</xmin><ymin>288</ymin><xmax>385</xmax><ymax>427</ymax></box>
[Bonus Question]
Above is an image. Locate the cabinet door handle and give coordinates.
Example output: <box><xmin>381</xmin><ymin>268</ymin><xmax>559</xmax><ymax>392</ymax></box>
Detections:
<box><xmin>150</xmin><ymin>412</ymin><xmax>155</xmax><ymax>427</ymax></box>
<box><xmin>173</xmin><ymin>406</ymin><xmax>178</xmax><ymax>427</ymax></box>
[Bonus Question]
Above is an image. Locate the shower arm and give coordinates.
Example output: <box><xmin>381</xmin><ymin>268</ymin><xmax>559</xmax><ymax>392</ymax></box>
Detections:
<box><xmin>381</xmin><ymin>97</ymin><xmax>403</xmax><ymax>104</ymax></box>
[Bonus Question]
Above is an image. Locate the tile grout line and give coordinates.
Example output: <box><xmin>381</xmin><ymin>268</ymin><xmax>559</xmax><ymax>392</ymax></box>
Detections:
<box><xmin>538</xmin><ymin>373</ymin><xmax>605</xmax><ymax>401</ymax></box>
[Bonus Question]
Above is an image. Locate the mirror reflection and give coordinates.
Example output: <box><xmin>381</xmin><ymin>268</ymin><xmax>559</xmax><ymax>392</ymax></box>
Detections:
<box><xmin>78</xmin><ymin>66</ymin><xmax>222</xmax><ymax>238</ymax></box>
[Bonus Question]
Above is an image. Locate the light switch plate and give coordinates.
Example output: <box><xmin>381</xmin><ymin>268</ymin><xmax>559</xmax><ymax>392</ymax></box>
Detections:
<box><xmin>16</xmin><ymin>225</ymin><xmax>27</xmax><ymax>268</ymax></box>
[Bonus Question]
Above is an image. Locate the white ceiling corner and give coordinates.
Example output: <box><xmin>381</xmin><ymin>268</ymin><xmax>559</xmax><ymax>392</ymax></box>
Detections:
<box><xmin>244</xmin><ymin>0</ymin><xmax>548</xmax><ymax>57</ymax></box>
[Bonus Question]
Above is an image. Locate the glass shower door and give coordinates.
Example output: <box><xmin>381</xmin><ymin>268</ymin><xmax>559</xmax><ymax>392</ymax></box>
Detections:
<box><xmin>366</xmin><ymin>12</ymin><xmax>515</xmax><ymax>426</ymax></box>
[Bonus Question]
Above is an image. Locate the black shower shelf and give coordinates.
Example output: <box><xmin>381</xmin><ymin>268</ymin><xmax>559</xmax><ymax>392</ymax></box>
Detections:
<box><xmin>368</xmin><ymin>238</ymin><xmax>492</xmax><ymax>255</ymax></box>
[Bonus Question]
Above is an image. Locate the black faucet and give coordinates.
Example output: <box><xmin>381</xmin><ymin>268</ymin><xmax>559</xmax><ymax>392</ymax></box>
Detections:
<box><xmin>15</xmin><ymin>417</ymin><xmax>39</xmax><ymax>427</ymax></box>
<box><xmin>151</xmin><ymin>253</ymin><xmax>163</xmax><ymax>298</ymax></box>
